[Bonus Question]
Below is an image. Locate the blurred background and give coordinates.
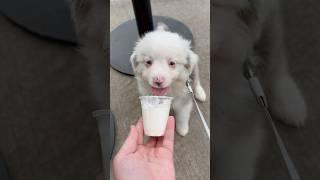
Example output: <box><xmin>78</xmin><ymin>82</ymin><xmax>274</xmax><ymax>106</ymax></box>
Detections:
<box><xmin>0</xmin><ymin>0</ymin><xmax>106</xmax><ymax>179</ymax></box>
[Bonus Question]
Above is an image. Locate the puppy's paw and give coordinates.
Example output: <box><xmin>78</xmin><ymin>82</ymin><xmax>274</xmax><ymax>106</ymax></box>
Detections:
<box><xmin>176</xmin><ymin>122</ymin><xmax>189</xmax><ymax>136</ymax></box>
<box><xmin>269</xmin><ymin>75</ymin><xmax>307</xmax><ymax>127</ymax></box>
<box><xmin>195</xmin><ymin>85</ymin><xmax>206</xmax><ymax>102</ymax></box>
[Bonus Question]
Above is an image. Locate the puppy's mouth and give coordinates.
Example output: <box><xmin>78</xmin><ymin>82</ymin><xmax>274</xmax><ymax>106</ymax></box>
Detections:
<box><xmin>151</xmin><ymin>87</ymin><xmax>170</xmax><ymax>96</ymax></box>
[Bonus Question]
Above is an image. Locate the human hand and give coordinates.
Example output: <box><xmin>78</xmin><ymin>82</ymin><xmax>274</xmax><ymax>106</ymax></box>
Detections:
<box><xmin>113</xmin><ymin>116</ymin><xmax>175</xmax><ymax>180</ymax></box>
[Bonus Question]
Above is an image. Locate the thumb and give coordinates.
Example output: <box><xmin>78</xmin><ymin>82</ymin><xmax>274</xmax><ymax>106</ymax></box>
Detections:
<box><xmin>116</xmin><ymin>125</ymin><xmax>139</xmax><ymax>157</ymax></box>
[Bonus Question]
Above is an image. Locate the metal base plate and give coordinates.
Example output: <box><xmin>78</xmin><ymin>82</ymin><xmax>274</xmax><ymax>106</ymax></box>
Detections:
<box><xmin>0</xmin><ymin>0</ymin><xmax>77</xmax><ymax>43</ymax></box>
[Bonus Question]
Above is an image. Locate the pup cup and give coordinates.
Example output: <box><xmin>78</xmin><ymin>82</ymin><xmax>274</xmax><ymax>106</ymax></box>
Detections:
<box><xmin>139</xmin><ymin>96</ymin><xmax>173</xmax><ymax>136</ymax></box>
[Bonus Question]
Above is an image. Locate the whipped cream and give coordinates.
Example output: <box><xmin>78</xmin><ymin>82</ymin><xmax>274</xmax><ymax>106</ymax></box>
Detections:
<box><xmin>139</xmin><ymin>96</ymin><xmax>173</xmax><ymax>136</ymax></box>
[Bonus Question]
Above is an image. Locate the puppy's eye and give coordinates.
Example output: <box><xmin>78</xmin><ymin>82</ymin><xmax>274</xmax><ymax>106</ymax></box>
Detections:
<box><xmin>145</xmin><ymin>60</ymin><xmax>152</xmax><ymax>67</ymax></box>
<box><xmin>168</xmin><ymin>61</ymin><xmax>176</xmax><ymax>67</ymax></box>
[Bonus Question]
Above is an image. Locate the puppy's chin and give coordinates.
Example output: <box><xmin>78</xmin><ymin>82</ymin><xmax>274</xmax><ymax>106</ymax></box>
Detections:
<box><xmin>150</xmin><ymin>86</ymin><xmax>170</xmax><ymax>96</ymax></box>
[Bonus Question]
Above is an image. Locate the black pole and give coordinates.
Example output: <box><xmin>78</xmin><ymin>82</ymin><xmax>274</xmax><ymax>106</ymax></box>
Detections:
<box><xmin>132</xmin><ymin>0</ymin><xmax>154</xmax><ymax>37</ymax></box>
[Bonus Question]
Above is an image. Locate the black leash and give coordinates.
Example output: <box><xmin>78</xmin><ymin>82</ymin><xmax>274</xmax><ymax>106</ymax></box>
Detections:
<box><xmin>243</xmin><ymin>60</ymin><xmax>301</xmax><ymax>180</ymax></box>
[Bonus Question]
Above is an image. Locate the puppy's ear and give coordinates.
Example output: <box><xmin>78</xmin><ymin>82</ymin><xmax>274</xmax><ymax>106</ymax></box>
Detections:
<box><xmin>156</xmin><ymin>22</ymin><xmax>169</xmax><ymax>31</ymax></box>
<box><xmin>130</xmin><ymin>52</ymin><xmax>139</xmax><ymax>74</ymax></box>
<box><xmin>185</xmin><ymin>50</ymin><xmax>199</xmax><ymax>73</ymax></box>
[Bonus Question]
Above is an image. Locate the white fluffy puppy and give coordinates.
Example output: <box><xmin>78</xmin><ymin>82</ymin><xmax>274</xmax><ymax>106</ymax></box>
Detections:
<box><xmin>130</xmin><ymin>23</ymin><xmax>206</xmax><ymax>136</ymax></box>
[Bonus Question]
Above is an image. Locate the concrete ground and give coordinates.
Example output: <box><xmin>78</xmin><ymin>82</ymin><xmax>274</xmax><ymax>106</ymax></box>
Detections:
<box><xmin>110</xmin><ymin>0</ymin><xmax>210</xmax><ymax>179</ymax></box>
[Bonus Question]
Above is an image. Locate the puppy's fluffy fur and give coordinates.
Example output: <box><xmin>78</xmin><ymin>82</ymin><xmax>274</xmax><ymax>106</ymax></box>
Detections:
<box><xmin>130</xmin><ymin>23</ymin><xmax>206</xmax><ymax>136</ymax></box>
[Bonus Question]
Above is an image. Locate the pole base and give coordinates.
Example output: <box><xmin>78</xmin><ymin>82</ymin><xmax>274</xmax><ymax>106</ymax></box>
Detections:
<box><xmin>110</xmin><ymin>16</ymin><xmax>193</xmax><ymax>75</ymax></box>
<box><xmin>0</xmin><ymin>0</ymin><xmax>77</xmax><ymax>44</ymax></box>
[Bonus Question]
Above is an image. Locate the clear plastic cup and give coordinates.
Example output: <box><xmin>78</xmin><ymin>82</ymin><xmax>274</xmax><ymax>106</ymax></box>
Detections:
<box><xmin>139</xmin><ymin>96</ymin><xmax>173</xmax><ymax>136</ymax></box>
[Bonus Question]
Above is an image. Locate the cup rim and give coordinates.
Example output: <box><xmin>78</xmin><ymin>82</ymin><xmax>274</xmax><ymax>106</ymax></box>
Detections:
<box><xmin>139</xmin><ymin>96</ymin><xmax>174</xmax><ymax>100</ymax></box>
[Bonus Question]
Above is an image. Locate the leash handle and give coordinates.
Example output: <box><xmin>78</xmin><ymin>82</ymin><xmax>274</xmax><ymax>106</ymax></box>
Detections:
<box><xmin>186</xmin><ymin>79</ymin><xmax>210</xmax><ymax>139</ymax></box>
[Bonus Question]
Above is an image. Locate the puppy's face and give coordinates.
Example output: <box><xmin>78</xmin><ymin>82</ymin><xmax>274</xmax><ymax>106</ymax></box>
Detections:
<box><xmin>130</xmin><ymin>30</ymin><xmax>198</xmax><ymax>96</ymax></box>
